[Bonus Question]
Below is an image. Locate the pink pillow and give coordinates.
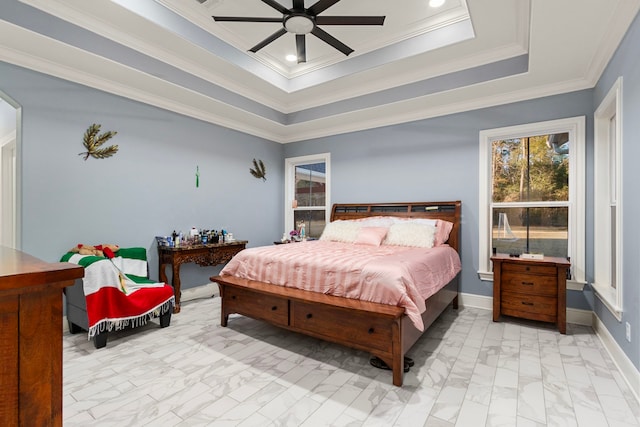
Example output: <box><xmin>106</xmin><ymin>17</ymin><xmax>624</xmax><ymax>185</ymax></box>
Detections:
<box><xmin>435</xmin><ymin>219</ymin><xmax>454</xmax><ymax>246</ymax></box>
<box><xmin>354</xmin><ymin>227</ymin><xmax>389</xmax><ymax>246</ymax></box>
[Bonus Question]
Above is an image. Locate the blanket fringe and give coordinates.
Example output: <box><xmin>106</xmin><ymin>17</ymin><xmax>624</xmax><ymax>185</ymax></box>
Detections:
<box><xmin>87</xmin><ymin>297</ymin><xmax>174</xmax><ymax>339</ymax></box>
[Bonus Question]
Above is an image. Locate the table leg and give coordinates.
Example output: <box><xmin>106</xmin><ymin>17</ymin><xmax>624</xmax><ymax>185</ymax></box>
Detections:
<box><xmin>172</xmin><ymin>262</ymin><xmax>182</xmax><ymax>313</ymax></box>
<box><xmin>158</xmin><ymin>262</ymin><xmax>168</xmax><ymax>284</ymax></box>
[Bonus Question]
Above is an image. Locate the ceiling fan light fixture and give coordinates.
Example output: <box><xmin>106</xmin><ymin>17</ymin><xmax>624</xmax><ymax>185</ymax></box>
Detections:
<box><xmin>284</xmin><ymin>14</ymin><xmax>314</xmax><ymax>34</ymax></box>
<box><xmin>286</xmin><ymin>54</ymin><xmax>298</xmax><ymax>62</ymax></box>
<box><xmin>429</xmin><ymin>0</ymin><xmax>446</xmax><ymax>8</ymax></box>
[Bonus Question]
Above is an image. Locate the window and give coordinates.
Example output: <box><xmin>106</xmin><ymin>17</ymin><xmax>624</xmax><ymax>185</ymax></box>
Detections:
<box><xmin>593</xmin><ymin>77</ymin><xmax>623</xmax><ymax>320</ymax></box>
<box><xmin>479</xmin><ymin>117</ymin><xmax>585</xmax><ymax>288</ymax></box>
<box><xmin>285</xmin><ymin>153</ymin><xmax>330</xmax><ymax>239</ymax></box>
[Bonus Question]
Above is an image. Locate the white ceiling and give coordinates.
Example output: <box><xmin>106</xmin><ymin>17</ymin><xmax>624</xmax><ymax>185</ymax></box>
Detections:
<box><xmin>1</xmin><ymin>0</ymin><xmax>639</xmax><ymax>143</ymax></box>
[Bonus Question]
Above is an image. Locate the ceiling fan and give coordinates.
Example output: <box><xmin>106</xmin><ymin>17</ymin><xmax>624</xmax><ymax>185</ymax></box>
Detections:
<box><xmin>212</xmin><ymin>0</ymin><xmax>385</xmax><ymax>63</ymax></box>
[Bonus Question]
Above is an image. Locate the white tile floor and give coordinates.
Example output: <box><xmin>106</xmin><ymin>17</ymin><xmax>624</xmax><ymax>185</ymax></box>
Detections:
<box><xmin>63</xmin><ymin>296</ymin><xmax>640</xmax><ymax>426</ymax></box>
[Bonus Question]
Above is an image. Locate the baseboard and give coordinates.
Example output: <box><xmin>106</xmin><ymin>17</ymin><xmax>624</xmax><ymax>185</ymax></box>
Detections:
<box><xmin>592</xmin><ymin>313</ymin><xmax>640</xmax><ymax>403</ymax></box>
<box><xmin>181</xmin><ymin>282</ymin><xmax>219</xmax><ymax>301</ymax></box>
<box><xmin>458</xmin><ymin>292</ymin><xmax>593</xmax><ymax>326</ymax></box>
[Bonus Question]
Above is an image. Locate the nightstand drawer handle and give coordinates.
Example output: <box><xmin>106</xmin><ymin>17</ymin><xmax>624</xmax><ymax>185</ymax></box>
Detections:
<box><xmin>521</xmin><ymin>281</ymin><xmax>534</xmax><ymax>286</ymax></box>
<box><xmin>522</xmin><ymin>302</ymin><xmax>534</xmax><ymax>306</ymax></box>
<box><xmin>368</xmin><ymin>328</ymin><xmax>375</xmax><ymax>334</ymax></box>
<box><xmin>271</xmin><ymin>306</ymin><xmax>278</xmax><ymax>311</ymax></box>
<box><xmin>306</xmin><ymin>313</ymin><xmax>313</xmax><ymax>319</ymax></box>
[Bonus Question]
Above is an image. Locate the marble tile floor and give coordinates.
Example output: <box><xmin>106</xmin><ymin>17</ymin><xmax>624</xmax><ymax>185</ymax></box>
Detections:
<box><xmin>63</xmin><ymin>297</ymin><xmax>640</xmax><ymax>426</ymax></box>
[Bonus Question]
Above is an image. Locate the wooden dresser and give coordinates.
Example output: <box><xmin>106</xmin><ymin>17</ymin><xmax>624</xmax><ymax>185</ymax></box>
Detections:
<box><xmin>491</xmin><ymin>254</ymin><xmax>570</xmax><ymax>334</ymax></box>
<box><xmin>0</xmin><ymin>247</ymin><xmax>84</xmax><ymax>426</ymax></box>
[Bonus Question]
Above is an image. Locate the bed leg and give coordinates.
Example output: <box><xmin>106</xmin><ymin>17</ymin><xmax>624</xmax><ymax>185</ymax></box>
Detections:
<box><xmin>392</xmin><ymin>357</ymin><xmax>404</xmax><ymax>387</ymax></box>
<box><xmin>221</xmin><ymin>313</ymin><xmax>228</xmax><ymax>327</ymax></box>
<box><xmin>452</xmin><ymin>294</ymin><xmax>459</xmax><ymax>310</ymax></box>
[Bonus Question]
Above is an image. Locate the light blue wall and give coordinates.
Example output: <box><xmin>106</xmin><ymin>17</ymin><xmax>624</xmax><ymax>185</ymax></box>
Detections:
<box><xmin>284</xmin><ymin>90</ymin><xmax>595</xmax><ymax>312</ymax></box>
<box><xmin>593</xmin><ymin>11</ymin><xmax>640</xmax><ymax>369</ymax></box>
<box><xmin>1</xmin><ymin>61</ymin><xmax>284</xmax><ymax>288</ymax></box>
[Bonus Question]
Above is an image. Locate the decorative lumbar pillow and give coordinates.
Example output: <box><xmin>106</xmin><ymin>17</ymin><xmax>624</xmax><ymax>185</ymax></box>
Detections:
<box><xmin>354</xmin><ymin>227</ymin><xmax>389</xmax><ymax>246</ymax></box>
<box><xmin>383</xmin><ymin>222</ymin><xmax>436</xmax><ymax>248</ymax></box>
<box><xmin>319</xmin><ymin>220</ymin><xmax>362</xmax><ymax>243</ymax></box>
<box><xmin>435</xmin><ymin>219</ymin><xmax>454</xmax><ymax>246</ymax></box>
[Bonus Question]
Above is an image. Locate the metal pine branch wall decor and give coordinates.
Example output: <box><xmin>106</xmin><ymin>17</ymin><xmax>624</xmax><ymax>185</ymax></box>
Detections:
<box><xmin>79</xmin><ymin>123</ymin><xmax>119</xmax><ymax>160</ymax></box>
<box><xmin>250</xmin><ymin>158</ymin><xmax>266</xmax><ymax>181</ymax></box>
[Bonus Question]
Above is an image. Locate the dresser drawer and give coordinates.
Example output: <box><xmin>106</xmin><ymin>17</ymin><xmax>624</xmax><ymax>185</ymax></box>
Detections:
<box><xmin>290</xmin><ymin>301</ymin><xmax>392</xmax><ymax>353</ymax></box>
<box><xmin>501</xmin><ymin>291</ymin><xmax>557</xmax><ymax>322</ymax></box>
<box><xmin>222</xmin><ymin>286</ymin><xmax>289</xmax><ymax>327</ymax></box>
<box><xmin>502</xmin><ymin>262</ymin><xmax>557</xmax><ymax>276</ymax></box>
<box><xmin>501</xmin><ymin>272</ymin><xmax>557</xmax><ymax>296</ymax></box>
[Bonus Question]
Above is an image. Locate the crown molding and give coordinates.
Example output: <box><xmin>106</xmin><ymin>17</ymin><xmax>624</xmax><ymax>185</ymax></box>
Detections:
<box><xmin>583</xmin><ymin>0</ymin><xmax>640</xmax><ymax>86</ymax></box>
<box><xmin>278</xmin><ymin>76</ymin><xmax>593</xmax><ymax>143</ymax></box>
<box><xmin>0</xmin><ymin>21</ymin><xmax>285</xmax><ymax>141</ymax></box>
<box><xmin>0</xmin><ymin>19</ymin><xmax>594</xmax><ymax>145</ymax></box>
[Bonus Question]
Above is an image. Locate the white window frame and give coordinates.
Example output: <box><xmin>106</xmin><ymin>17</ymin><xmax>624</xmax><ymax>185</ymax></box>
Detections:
<box><xmin>478</xmin><ymin>117</ymin><xmax>586</xmax><ymax>291</ymax></box>
<box><xmin>284</xmin><ymin>153</ymin><xmax>331</xmax><ymax>236</ymax></box>
<box><xmin>593</xmin><ymin>77</ymin><xmax>623</xmax><ymax>320</ymax></box>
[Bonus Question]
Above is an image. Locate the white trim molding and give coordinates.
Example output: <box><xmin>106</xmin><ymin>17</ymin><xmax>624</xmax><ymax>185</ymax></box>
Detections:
<box><xmin>592</xmin><ymin>76</ymin><xmax>624</xmax><ymax>321</ymax></box>
<box><xmin>593</xmin><ymin>313</ymin><xmax>640</xmax><ymax>402</ymax></box>
<box><xmin>478</xmin><ymin>116</ymin><xmax>586</xmax><ymax>285</ymax></box>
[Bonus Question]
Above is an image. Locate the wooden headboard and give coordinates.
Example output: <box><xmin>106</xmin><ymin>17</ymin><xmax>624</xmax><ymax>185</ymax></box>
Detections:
<box><xmin>330</xmin><ymin>201</ymin><xmax>461</xmax><ymax>252</ymax></box>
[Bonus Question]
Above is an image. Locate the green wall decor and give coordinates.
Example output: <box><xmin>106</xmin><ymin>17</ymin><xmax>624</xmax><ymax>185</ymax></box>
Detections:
<box><xmin>250</xmin><ymin>158</ymin><xmax>266</xmax><ymax>181</ymax></box>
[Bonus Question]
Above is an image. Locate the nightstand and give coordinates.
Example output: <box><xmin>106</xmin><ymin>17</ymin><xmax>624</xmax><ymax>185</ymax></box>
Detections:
<box><xmin>491</xmin><ymin>254</ymin><xmax>571</xmax><ymax>333</ymax></box>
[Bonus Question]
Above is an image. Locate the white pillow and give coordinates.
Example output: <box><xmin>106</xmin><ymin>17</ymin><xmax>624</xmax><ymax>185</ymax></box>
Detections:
<box><xmin>354</xmin><ymin>216</ymin><xmax>396</xmax><ymax>228</ymax></box>
<box><xmin>391</xmin><ymin>217</ymin><xmax>437</xmax><ymax>226</ymax></box>
<box><xmin>383</xmin><ymin>222</ymin><xmax>436</xmax><ymax>248</ymax></box>
<box><xmin>319</xmin><ymin>220</ymin><xmax>362</xmax><ymax>243</ymax></box>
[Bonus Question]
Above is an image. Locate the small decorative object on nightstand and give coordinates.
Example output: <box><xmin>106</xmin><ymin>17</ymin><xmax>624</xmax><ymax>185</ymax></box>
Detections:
<box><xmin>491</xmin><ymin>253</ymin><xmax>571</xmax><ymax>334</ymax></box>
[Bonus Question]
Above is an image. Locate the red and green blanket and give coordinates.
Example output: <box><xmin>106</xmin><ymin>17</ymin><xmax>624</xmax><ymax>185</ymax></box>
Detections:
<box><xmin>61</xmin><ymin>247</ymin><xmax>174</xmax><ymax>338</ymax></box>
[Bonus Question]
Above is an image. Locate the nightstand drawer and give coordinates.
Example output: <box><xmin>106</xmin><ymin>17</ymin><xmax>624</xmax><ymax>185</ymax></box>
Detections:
<box><xmin>502</xmin><ymin>262</ymin><xmax>556</xmax><ymax>276</ymax></box>
<box><xmin>501</xmin><ymin>291</ymin><xmax>557</xmax><ymax>322</ymax></box>
<box><xmin>501</xmin><ymin>273</ymin><xmax>557</xmax><ymax>296</ymax></box>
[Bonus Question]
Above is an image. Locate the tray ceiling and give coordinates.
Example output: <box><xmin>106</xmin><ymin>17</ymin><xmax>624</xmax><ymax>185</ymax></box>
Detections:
<box><xmin>1</xmin><ymin>0</ymin><xmax>639</xmax><ymax>142</ymax></box>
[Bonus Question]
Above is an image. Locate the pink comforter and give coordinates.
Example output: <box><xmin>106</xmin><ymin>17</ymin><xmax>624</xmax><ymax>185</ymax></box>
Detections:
<box><xmin>220</xmin><ymin>241</ymin><xmax>461</xmax><ymax>331</ymax></box>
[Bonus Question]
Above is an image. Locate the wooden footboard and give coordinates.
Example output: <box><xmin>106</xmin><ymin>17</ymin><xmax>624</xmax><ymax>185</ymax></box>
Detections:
<box><xmin>211</xmin><ymin>274</ymin><xmax>458</xmax><ymax>386</ymax></box>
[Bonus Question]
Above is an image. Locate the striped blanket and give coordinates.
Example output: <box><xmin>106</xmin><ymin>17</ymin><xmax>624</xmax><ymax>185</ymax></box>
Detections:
<box><xmin>61</xmin><ymin>248</ymin><xmax>174</xmax><ymax>338</ymax></box>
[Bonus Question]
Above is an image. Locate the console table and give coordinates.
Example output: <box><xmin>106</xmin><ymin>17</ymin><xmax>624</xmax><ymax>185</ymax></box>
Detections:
<box><xmin>158</xmin><ymin>241</ymin><xmax>247</xmax><ymax>313</ymax></box>
<box><xmin>0</xmin><ymin>247</ymin><xmax>84</xmax><ymax>426</ymax></box>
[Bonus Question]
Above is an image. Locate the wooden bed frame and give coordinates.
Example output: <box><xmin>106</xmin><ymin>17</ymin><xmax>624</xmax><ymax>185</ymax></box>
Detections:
<box><xmin>211</xmin><ymin>201</ymin><xmax>461</xmax><ymax>386</ymax></box>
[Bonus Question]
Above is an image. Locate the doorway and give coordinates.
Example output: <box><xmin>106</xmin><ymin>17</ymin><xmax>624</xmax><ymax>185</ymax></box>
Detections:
<box><xmin>0</xmin><ymin>93</ymin><xmax>19</xmax><ymax>249</ymax></box>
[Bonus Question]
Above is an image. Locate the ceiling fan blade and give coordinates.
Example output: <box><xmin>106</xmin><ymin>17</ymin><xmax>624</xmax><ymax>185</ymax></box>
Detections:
<box><xmin>261</xmin><ymin>0</ymin><xmax>290</xmax><ymax>15</ymax></box>
<box><xmin>311</xmin><ymin>26</ymin><xmax>354</xmax><ymax>56</ymax></box>
<box><xmin>249</xmin><ymin>28</ymin><xmax>287</xmax><ymax>53</ymax></box>
<box><xmin>213</xmin><ymin>16</ymin><xmax>283</xmax><ymax>23</ymax></box>
<box><xmin>315</xmin><ymin>16</ymin><xmax>386</xmax><ymax>26</ymax></box>
<box><xmin>307</xmin><ymin>0</ymin><xmax>341</xmax><ymax>16</ymax></box>
<box><xmin>292</xmin><ymin>0</ymin><xmax>305</xmax><ymax>12</ymax></box>
<box><xmin>296</xmin><ymin>34</ymin><xmax>306</xmax><ymax>63</ymax></box>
